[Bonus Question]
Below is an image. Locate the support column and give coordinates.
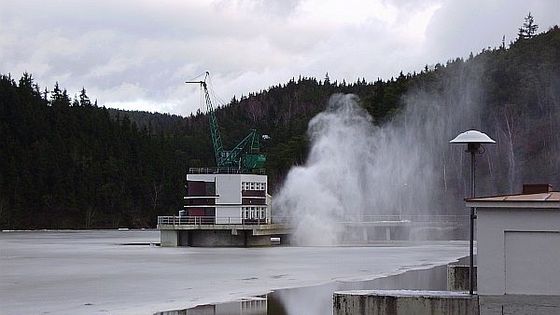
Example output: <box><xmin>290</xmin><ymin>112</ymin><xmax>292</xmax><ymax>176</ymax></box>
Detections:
<box><xmin>160</xmin><ymin>230</ymin><xmax>179</xmax><ymax>247</ymax></box>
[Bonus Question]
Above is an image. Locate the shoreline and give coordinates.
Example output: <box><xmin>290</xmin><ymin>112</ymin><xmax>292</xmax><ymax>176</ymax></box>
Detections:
<box><xmin>1</xmin><ymin>228</ymin><xmax>157</xmax><ymax>232</ymax></box>
<box><xmin>157</xmin><ymin>255</ymin><xmax>466</xmax><ymax>315</ymax></box>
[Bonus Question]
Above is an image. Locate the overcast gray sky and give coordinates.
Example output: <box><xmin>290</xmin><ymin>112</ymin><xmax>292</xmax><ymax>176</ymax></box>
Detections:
<box><xmin>1</xmin><ymin>0</ymin><xmax>558</xmax><ymax>115</ymax></box>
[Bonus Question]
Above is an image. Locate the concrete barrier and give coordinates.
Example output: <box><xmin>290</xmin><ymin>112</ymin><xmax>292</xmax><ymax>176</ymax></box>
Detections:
<box><xmin>160</xmin><ymin>230</ymin><xmax>178</xmax><ymax>247</ymax></box>
<box><xmin>333</xmin><ymin>290</ymin><xmax>478</xmax><ymax>315</ymax></box>
<box><xmin>448</xmin><ymin>265</ymin><xmax>477</xmax><ymax>292</ymax></box>
<box><xmin>160</xmin><ymin>229</ymin><xmax>272</xmax><ymax>247</ymax></box>
<box><xmin>479</xmin><ymin>294</ymin><xmax>560</xmax><ymax>315</ymax></box>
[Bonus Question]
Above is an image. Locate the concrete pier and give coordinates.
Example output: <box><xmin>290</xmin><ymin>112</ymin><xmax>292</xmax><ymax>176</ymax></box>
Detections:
<box><xmin>158</xmin><ymin>222</ymin><xmax>290</xmax><ymax>247</ymax></box>
<box><xmin>339</xmin><ymin>216</ymin><xmax>469</xmax><ymax>242</ymax></box>
<box><xmin>333</xmin><ymin>290</ymin><xmax>478</xmax><ymax>315</ymax></box>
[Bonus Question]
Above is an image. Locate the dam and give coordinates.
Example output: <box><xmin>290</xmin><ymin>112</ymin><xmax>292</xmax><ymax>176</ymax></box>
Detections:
<box><xmin>157</xmin><ymin>213</ymin><xmax>468</xmax><ymax>247</ymax></box>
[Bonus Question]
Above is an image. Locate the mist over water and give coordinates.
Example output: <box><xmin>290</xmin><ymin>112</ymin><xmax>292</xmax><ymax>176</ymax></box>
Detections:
<box><xmin>275</xmin><ymin>49</ymin><xmax>560</xmax><ymax>245</ymax></box>
<box><xmin>275</xmin><ymin>64</ymin><xmax>487</xmax><ymax>245</ymax></box>
<box><xmin>274</xmin><ymin>94</ymin><xmax>379</xmax><ymax>245</ymax></box>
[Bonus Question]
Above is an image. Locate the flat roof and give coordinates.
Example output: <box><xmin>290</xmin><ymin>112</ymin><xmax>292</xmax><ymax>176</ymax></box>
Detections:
<box><xmin>466</xmin><ymin>192</ymin><xmax>560</xmax><ymax>209</ymax></box>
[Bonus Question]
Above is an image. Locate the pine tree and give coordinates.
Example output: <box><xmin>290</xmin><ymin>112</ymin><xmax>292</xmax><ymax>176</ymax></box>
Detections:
<box><xmin>51</xmin><ymin>82</ymin><xmax>70</xmax><ymax>107</ymax></box>
<box><xmin>518</xmin><ymin>12</ymin><xmax>538</xmax><ymax>40</ymax></box>
<box><xmin>42</xmin><ymin>87</ymin><xmax>49</xmax><ymax>101</ymax></box>
<box><xmin>18</xmin><ymin>72</ymin><xmax>33</xmax><ymax>90</ymax></box>
<box><xmin>79</xmin><ymin>87</ymin><xmax>91</xmax><ymax>106</ymax></box>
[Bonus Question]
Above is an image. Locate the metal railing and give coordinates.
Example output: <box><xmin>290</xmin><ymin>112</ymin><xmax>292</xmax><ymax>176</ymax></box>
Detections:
<box><xmin>158</xmin><ymin>214</ymin><xmax>469</xmax><ymax>227</ymax></box>
<box><xmin>188</xmin><ymin>167</ymin><xmax>266</xmax><ymax>175</ymax></box>
<box><xmin>270</xmin><ymin>214</ymin><xmax>469</xmax><ymax>224</ymax></box>
<box><xmin>158</xmin><ymin>215</ymin><xmax>269</xmax><ymax>226</ymax></box>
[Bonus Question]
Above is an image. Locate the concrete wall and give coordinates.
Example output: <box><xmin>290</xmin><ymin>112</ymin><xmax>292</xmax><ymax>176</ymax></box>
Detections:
<box><xmin>160</xmin><ymin>229</ymin><xmax>273</xmax><ymax>247</ymax></box>
<box><xmin>189</xmin><ymin>230</ymin><xmax>245</xmax><ymax>247</ymax></box>
<box><xmin>266</xmin><ymin>194</ymin><xmax>272</xmax><ymax>223</ymax></box>
<box><xmin>244</xmin><ymin>234</ymin><xmax>272</xmax><ymax>246</ymax></box>
<box><xmin>178</xmin><ymin>230</ymin><xmax>190</xmax><ymax>246</ymax></box>
<box><xmin>216</xmin><ymin>207</ymin><xmax>242</xmax><ymax>224</ymax></box>
<box><xmin>160</xmin><ymin>230</ymin><xmax>178</xmax><ymax>247</ymax></box>
<box><xmin>447</xmin><ymin>265</ymin><xmax>477</xmax><ymax>292</ymax></box>
<box><xmin>186</xmin><ymin>230</ymin><xmax>271</xmax><ymax>247</ymax></box>
<box><xmin>216</xmin><ymin>175</ymin><xmax>241</xmax><ymax>204</ymax></box>
<box><xmin>186</xmin><ymin>174</ymin><xmax>216</xmax><ymax>184</ymax></box>
<box><xmin>333</xmin><ymin>290</ymin><xmax>478</xmax><ymax>315</ymax></box>
<box><xmin>477</xmin><ymin>208</ymin><xmax>560</xmax><ymax>295</ymax></box>
<box><xmin>479</xmin><ymin>294</ymin><xmax>560</xmax><ymax>315</ymax></box>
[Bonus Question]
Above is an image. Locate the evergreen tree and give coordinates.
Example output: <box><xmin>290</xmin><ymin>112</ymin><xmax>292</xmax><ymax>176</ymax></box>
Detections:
<box><xmin>51</xmin><ymin>82</ymin><xmax>71</xmax><ymax>107</ymax></box>
<box><xmin>79</xmin><ymin>87</ymin><xmax>91</xmax><ymax>106</ymax></box>
<box><xmin>518</xmin><ymin>12</ymin><xmax>538</xmax><ymax>40</ymax></box>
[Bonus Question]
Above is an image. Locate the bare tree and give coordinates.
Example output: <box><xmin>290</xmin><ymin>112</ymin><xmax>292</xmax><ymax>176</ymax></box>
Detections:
<box><xmin>85</xmin><ymin>206</ymin><xmax>96</xmax><ymax>228</ymax></box>
<box><xmin>501</xmin><ymin>104</ymin><xmax>519</xmax><ymax>192</ymax></box>
<box><xmin>151</xmin><ymin>181</ymin><xmax>163</xmax><ymax>214</ymax></box>
<box><xmin>0</xmin><ymin>198</ymin><xmax>6</xmax><ymax>226</ymax></box>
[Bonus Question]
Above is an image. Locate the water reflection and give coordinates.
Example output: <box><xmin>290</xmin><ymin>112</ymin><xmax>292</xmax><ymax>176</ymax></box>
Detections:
<box><xmin>158</xmin><ymin>297</ymin><xmax>267</xmax><ymax>315</ymax></box>
<box><xmin>155</xmin><ymin>264</ymin><xmax>448</xmax><ymax>315</ymax></box>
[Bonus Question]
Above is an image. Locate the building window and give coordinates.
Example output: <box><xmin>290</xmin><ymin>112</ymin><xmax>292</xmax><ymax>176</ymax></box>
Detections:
<box><xmin>242</xmin><ymin>181</ymin><xmax>266</xmax><ymax>192</ymax></box>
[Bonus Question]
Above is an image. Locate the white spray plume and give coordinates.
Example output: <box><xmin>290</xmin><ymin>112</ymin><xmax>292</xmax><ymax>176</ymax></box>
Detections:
<box><xmin>275</xmin><ymin>81</ymin><xmax>484</xmax><ymax>245</ymax></box>
<box><xmin>274</xmin><ymin>94</ymin><xmax>378</xmax><ymax>245</ymax></box>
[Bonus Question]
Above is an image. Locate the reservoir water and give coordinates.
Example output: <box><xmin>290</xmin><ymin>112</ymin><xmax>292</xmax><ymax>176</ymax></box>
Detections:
<box><xmin>0</xmin><ymin>230</ymin><xmax>468</xmax><ymax>314</ymax></box>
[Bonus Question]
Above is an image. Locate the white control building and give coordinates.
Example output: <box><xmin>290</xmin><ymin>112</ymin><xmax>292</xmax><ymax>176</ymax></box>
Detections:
<box><xmin>184</xmin><ymin>172</ymin><xmax>271</xmax><ymax>224</ymax></box>
<box><xmin>467</xmin><ymin>184</ymin><xmax>560</xmax><ymax>296</ymax></box>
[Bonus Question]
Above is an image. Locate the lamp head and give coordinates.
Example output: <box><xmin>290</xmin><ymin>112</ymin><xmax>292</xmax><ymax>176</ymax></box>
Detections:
<box><xmin>450</xmin><ymin>129</ymin><xmax>496</xmax><ymax>145</ymax></box>
<box><xmin>450</xmin><ymin>129</ymin><xmax>495</xmax><ymax>153</ymax></box>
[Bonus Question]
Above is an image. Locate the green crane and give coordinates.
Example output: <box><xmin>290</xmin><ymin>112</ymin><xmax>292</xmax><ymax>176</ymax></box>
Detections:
<box><xmin>186</xmin><ymin>72</ymin><xmax>266</xmax><ymax>172</ymax></box>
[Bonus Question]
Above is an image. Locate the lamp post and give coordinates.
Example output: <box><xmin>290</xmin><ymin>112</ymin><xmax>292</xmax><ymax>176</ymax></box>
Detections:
<box><xmin>450</xmin><ymin>129</ymin><xmax>495</xmax><ymax>295</ymax></box>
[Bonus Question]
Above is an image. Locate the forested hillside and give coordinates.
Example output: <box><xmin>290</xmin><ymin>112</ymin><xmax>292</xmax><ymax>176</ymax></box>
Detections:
<box><xmin>1</xmin><ymin>25</ymin><xmax>559</xmax><ymax>229</ymax></box>
<box><xmin>0</xmin><ymin>80</ymin><xmax>187</xmax><ymax>228</ymax></box>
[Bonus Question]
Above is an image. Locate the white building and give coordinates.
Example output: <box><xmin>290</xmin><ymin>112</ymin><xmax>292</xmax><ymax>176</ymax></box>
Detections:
<box><xmin>466</xmin><ymin>184</ymin><xmax>560</xmax><ymax>296</ymax></box>
<box><xmin>184</xmin><ymin>172</ymin><xmax>271</xmax><ymax>224</ymax></box>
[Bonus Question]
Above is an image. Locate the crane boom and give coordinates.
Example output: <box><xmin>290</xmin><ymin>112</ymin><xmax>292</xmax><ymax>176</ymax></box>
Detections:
<box><xmin>186</xmin><ymin>72</ymin><xmax>225</xmax><ymax>167</ymax></box>
<box><xmin>186</xmin><ymin>72</ymin><xmax>266</xmax><ymax>171</ymax></box>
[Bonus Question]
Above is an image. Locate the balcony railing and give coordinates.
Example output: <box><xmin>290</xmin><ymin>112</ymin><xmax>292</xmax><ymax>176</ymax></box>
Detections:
<box><xmin>188</xmin><ymin>167</ymin><xmax>266</xmax><ymax>175</ymax></box>
<box><xmin>158</xmin><ymin>214</ymin><xmax>468</xmax><ymax>227</ymax></box>
<box><xmin>158</xmin><ymin>215</ymin><xmax>269</xmax><ymax>226</ymax></box>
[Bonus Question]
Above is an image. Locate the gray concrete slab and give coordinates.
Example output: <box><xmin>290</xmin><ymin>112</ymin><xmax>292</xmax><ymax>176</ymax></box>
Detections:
<box><xmin>334</xmin><ymin>290</ymin><xmax>478</xmax><ymax>315</ymax></box>
<box><xmin>479</xmin><ymin>294</ymin><xmax>560</xmax><ymax>315</ymax></box>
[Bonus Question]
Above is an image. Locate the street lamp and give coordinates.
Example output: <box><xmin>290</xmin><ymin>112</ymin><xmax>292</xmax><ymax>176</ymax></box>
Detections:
<box><xmin>450</xmin><ymin>129</ymin><xmax>495</xmax><ymax>295</ymax></box>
